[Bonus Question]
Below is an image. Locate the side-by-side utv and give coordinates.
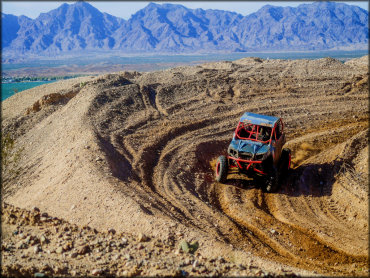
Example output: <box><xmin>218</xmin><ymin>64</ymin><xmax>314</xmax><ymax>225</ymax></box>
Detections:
<box><xmin>215</xmin><ymin>112</ymin><xmax>291</xmax><ymax>192</ymax></box>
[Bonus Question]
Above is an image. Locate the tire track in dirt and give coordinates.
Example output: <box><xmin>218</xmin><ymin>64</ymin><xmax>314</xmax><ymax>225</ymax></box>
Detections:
<box><xmin>91</xmin><ymin>58</ymin><xmax>367</xmax><ymax>275</ymax></box>
<box><xmin>3</xmin><ymin>57</ymin><xmax>368</xmax><ymax>276</ymax></box>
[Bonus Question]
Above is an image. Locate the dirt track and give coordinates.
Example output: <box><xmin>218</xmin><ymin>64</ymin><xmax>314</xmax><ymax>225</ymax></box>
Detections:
<box><xmin>2</xmin><ymin>56</ymin><xmax>369</xmax><ymax>276</ymax></box>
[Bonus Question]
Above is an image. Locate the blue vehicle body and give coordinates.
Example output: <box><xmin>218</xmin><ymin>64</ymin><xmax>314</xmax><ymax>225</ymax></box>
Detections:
<box><xmin>228</xmin><ymin>139</ymin><xmax>270</xmax><ymax>158</ymax></box>
<box><xmin>239</xmin><ymin>112</ymin><xmax>279</xmax><ymax>127</ymax></box>
<box><xmin>229</xmin><ymin>112</ymin><xmax>280</xmax><ymax>160</ymax></box>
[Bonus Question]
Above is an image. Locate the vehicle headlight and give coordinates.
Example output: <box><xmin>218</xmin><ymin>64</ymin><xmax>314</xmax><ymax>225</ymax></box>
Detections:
<box><xmin>228</xmin><ymin>146</ymin><xmax>238</xmax><ymax>157</ymax></box>
<box><xmin>255</xmin><ymin>153</ymin><xmax>264</xmax><ymax>160</ymax></box>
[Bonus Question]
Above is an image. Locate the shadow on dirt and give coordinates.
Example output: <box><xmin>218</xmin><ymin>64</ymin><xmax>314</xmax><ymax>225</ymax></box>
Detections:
<box><xmin>222</xmin><ymin>177</ymin><xmax>261</xmax><ymax>191</ymax></box>
<box><xmin>196</xmin><ymin>139</ymin><xmax>346</xmax><ymax>197</ymax></box>
<box><xmin>280</xmin><ymin>160</ymin><xmax>344</xmax><ymax>197</ymax></box>
<box><xmin>220</xmin><ymin>161</ymin><xmax>343</xmax><ymax>197</ymax></box>
<box><xmin>95</xmin><ymin>133</ymin><xmax>132</xmax><ymax>181</ymax></box>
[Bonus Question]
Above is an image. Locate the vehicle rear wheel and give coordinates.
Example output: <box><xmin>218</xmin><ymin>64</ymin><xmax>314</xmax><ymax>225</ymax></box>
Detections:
<box><xmin>215</xmin><ymin>155</ymin><xmax>228</xmax><ymax>183</ymax></box>
<box><xmin>280</xmin><ymin>148</ymin><xmax>291</xmax><ymax>177</ymax></box>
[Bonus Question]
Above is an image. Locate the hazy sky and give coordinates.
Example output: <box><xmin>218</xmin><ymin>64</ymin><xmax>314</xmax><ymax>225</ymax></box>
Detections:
<box><xmin>2</xmin><ymin>1</ymin><xmax>368</xmax><ymax>19</ymax></box>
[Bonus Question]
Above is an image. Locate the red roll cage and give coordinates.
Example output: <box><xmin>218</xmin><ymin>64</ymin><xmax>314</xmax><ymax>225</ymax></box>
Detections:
<box><xmin>234</xmin><ymin>120</ymin><xmax>284</xmax><ymax>144</ymax></box>
<box><xmin>229</xmin><ymin>119</ymin><xmax>285</xmax><ymax>175</ymax></box>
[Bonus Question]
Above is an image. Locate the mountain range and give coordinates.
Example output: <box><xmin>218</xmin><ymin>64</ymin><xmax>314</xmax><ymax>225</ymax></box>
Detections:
<box><xmin>1</xmin><ymin>1</ymin><xmax>368</xmax><ymax>56</ymax></box>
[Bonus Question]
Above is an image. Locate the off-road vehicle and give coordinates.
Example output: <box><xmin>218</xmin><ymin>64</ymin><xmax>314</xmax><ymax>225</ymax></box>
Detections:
<box><xmin>215</xmin><ymin>112</ymin><xmax>291</xmax><ymax>192</ymax></box>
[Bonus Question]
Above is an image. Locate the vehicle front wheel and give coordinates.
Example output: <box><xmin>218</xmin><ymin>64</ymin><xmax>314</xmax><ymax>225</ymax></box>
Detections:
<box><xmin>264</xmin><ymin>169</ymin><xmax>280</xmax><ymax>193</ymax></box>
<box><xmin>215</xmin><ymin>155</ymin><xmax>228</xmax><ymax>183</ymax></box>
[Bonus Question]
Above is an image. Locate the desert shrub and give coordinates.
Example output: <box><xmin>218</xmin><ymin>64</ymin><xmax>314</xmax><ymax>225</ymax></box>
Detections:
<box><xmin>1</xmin><ymin>132</ymin><xmax>24</xmax><ymax>178</ymax></box>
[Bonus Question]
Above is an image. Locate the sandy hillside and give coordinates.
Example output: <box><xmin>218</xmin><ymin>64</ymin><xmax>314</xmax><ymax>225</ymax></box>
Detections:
<box><xmin>1</xmin><ymin>56</ymin><xmax>369</xmax><ymax>276</ymax></box>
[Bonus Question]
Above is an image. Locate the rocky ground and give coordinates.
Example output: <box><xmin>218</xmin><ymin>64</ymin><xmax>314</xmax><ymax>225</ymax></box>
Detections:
<box><xmin>1</xmin><ymin>202</ymin><xmax>299</xmax><ymax>277</ymax></box>
<box><xmin>1</xmin><ymin>55</ymin><xmax>369</xmax><ymax>276</ymax></box>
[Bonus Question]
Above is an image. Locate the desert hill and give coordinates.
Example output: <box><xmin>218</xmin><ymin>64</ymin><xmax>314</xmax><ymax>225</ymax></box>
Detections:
<box><xmin>1</xmin><ymin>56</ymin><xmax>369</xmax><ymax>276</ymax></box>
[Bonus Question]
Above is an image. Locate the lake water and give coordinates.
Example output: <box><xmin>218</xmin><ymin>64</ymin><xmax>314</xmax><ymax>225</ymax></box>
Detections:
<box><xmin>1</xmin><ymin>50</ymin><xmax>368</xmax><ymax>101</ymax></box>
<box><xmin>1</xmin><ymin>81</ymin><xmax>55</xmax><ymax>101</ymax></box>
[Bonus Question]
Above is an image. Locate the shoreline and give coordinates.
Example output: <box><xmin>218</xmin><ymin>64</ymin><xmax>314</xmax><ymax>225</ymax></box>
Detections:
<box><xmin>3</xmin><ymin>48</ymin><xmax>368</xmax><ymax>60</ymax></box>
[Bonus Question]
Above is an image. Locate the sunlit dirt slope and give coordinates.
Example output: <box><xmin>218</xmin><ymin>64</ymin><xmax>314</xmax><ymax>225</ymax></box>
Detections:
<box><xmin>2</xmin><ymin>56</ymin><xmax>368</xmax><ymax>276</ymax></box>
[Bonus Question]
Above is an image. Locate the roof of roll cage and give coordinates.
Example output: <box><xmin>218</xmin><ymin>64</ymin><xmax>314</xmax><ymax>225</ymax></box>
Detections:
<box><xmin>239</xmin><ymin>112</ymin><xmax>280</xmax><ymax>127</ymax></box>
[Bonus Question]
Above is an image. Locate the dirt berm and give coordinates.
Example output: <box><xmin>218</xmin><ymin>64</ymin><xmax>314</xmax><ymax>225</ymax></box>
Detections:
<box><xmin>2</xmin><ymin>56</ymin><xmax>368</xmax><ymax>276</ymax></box>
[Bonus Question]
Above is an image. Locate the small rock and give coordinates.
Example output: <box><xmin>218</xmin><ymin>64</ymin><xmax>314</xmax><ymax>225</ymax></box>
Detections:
<box><xmin>40</xmin><ymin>235</ymin><xmax>46</xmax><ymax>243</ymax></box>
<box><xmin>238</xmin><ymin>264</ymin><xmax>246</xmax><ymax>270</ymax></box>
<box><xmin>34</xmin><ymin>273</ymin><xmax>46</xmax><ymax>278</ymax></box>
<box><xmin>137</xmin><ymin>233</ymin><xmax>149</xmax><ymax>242</ymax></box>
<box><xmin>63</xmin><ymin>242</ymin><xmax>72</xmax><ymax>251</ymax></box>
<box><xmin>16</xmin><ymin>241</ymin><xmax>27</xmax><ymax>249</ymax></box>
<box><xmin>77</xmin><ymin>244</ymin><xmax>90</xmax><ymax>255</ymax></box>
<box><xmin>255</xmin><ymin>269</ymin><xmax>263</xmax><ymax>276</ymax></box>
<box><xmin>108</xmin><ymin>228</ymin><xmax>116</xmax><ymax>234</ymax></box>
<box><xmin>192</xmin><ymin>260</ymin><xmax>199</xmax><ymax>268</ymax></box>
<box><xmin>33</xmin><ymin>207</ymin><xmax>40</xmax><ymax>212</ymax></box>
<box><xmin>110</xmin><ymin>241</ymin><xmax>117</xmax><ymax>247</ymax></box>
<box><xmin>121</xmin><ymin>237</ymin><xmax>128</xmax><ymax>245</ymax></box>
<box><xmin>70</xmin><ymin>252</ymin><xmax>78</xmax><ymax>258</ymax></box>
<box><xmin>198</xmin><ymin>266</ymin><xmax>207</xmax><ymax>273</ymax></box>
<box><xmin>270</xmin><ymin>229</ymin><xmax>277</xmax><ymax>235</ymax></box>
<box><xmin>56</xmin><ymin>246</ymin><xmax>64</xmax><ymax>254</ymax></box>
<box><xmin>41</xmin><ymin>265</ymin><xmax>52</xmax><ymax>273</ymax></box>
<box><xmin>41</xmin><ymin>212</ymin><xmax>48</xmax><ymax>217</ymax></box>
<box><xmin>33</xmin><ymin>245</ymin><xmax>41</xmax><ymax>253</ymax></box>
<box><xmin>19</xmin><ymin>233</ymin><xmax>26</xmax><ymax>239</ymax></box>
<box><xmin>91</xmin><ymin>269</ymin><xmax>103</xmax><ymax>276</ymax></box>
<box><xmin>55</xmin><ymin>266</ymin><xmax>68</xmax><ymax>274</ymax></box>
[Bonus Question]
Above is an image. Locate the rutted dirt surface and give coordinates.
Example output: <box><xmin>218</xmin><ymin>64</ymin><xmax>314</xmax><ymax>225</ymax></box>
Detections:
<box><xmin>2</xmin><ymin>56</ymin><xmax>369</xmax><ymax>276</ymax></box>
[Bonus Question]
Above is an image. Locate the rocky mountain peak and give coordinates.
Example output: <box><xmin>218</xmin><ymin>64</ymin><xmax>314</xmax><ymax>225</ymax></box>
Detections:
<box><xmin>2</xmin><ymin>1</ymin><xmax>368</xmax><ymax>56</ymax></box>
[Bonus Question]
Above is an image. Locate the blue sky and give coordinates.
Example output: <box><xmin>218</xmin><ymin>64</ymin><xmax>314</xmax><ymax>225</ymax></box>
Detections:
<box><xmin>2</xmin><ymin>1</ymin><xmax>368</xmax><ymax>19</ymax></box>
